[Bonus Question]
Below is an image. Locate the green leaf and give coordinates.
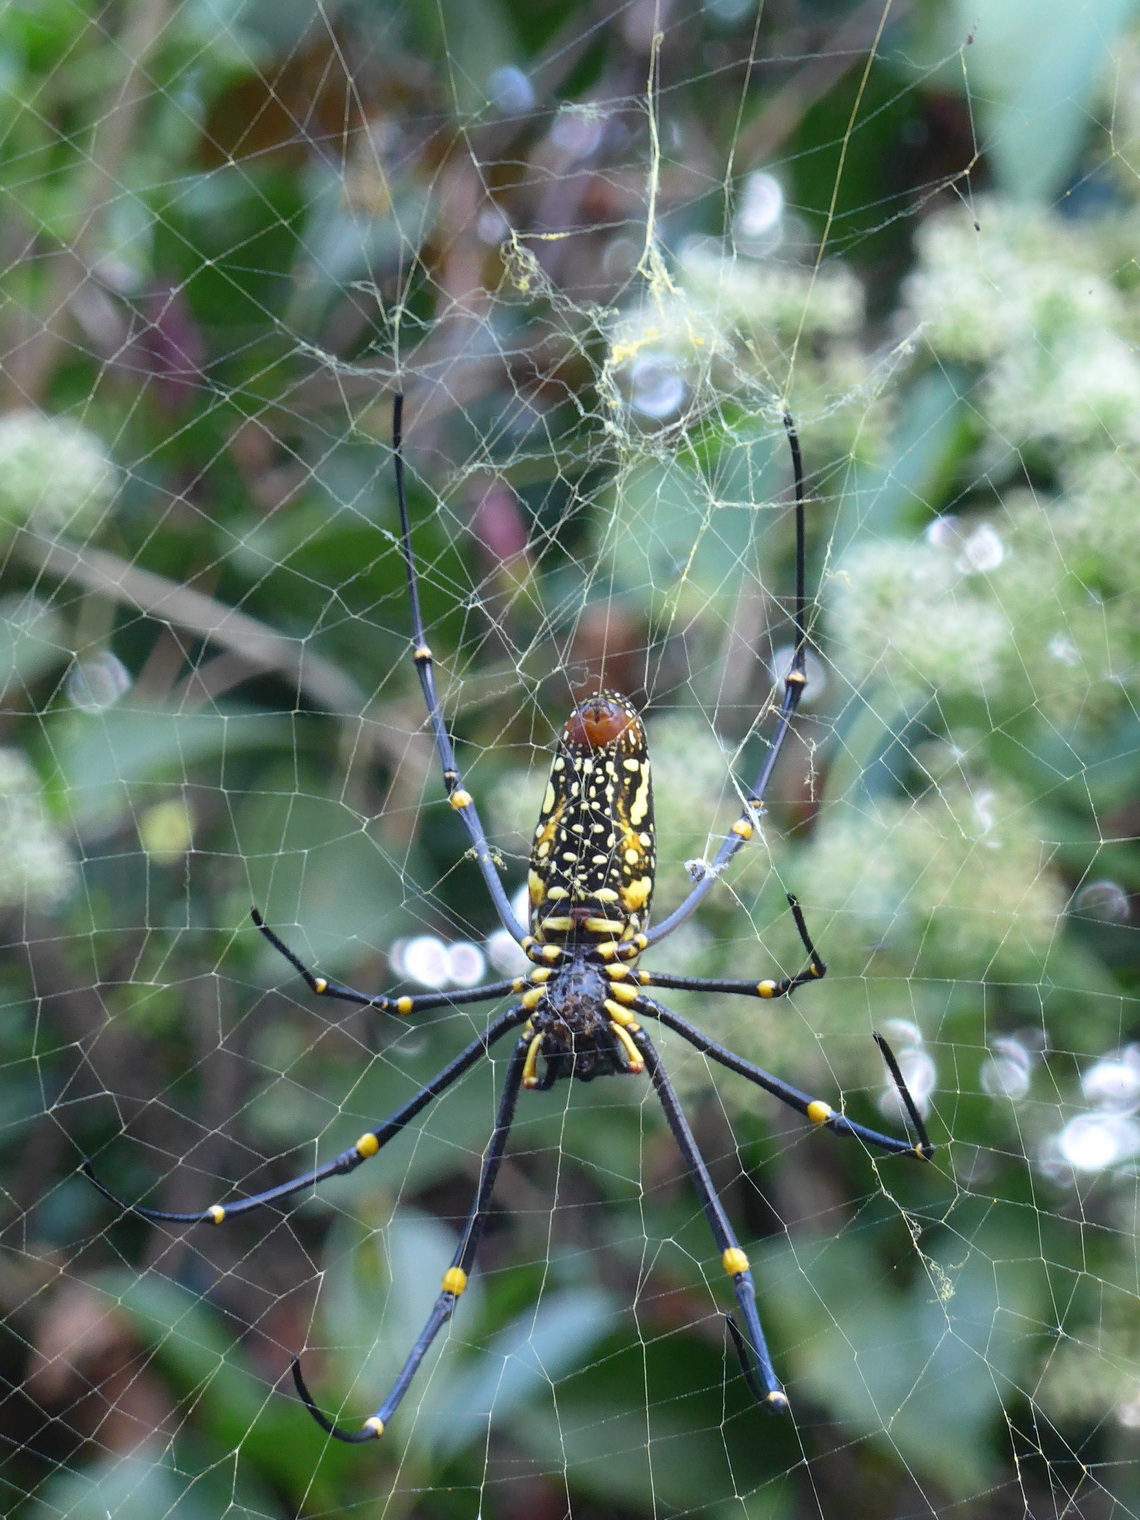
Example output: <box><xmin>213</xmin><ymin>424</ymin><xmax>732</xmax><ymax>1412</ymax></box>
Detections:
<box><xmin>0</xmin><ymin>593</ymin><xmax>64</xmax><ymax>690</ymax></box>
<box><xmin>312</xmin><ymin>1208</ymin><xmax>481</xmax><ymax>1450</ymax></box>
<box><xmin>422</xmin><ymin>1285</ymin><xmax>620</xmax><ymax>1457</ymax></box>
<box><xmin>233</xmin><ymin>781</ymin><xmax>418</xmax><ymax>974</ymax></box>
<box><xmin>24</xmin><ymin>1449</ymin><xmax>238</xmax><ymax>1520</ymax></box>
<box><xmin>906</xmin><ymin>0</ymin><xmax>1138</xmax><ymax>203</ymax></box>
<box><xmin>49</xmin><ymin>706</ymin><xmax>283</xmax><ymax>829</ymax></box>
<box><xmin>763</xmin><ymin>1209</ymin><xmax>1049</xmax><ymax>1495</ymax></box>
<box><xmin>89</xmin><ymin>1270</ymin><xmax>346</xmax><ymax>1501</ymax></box>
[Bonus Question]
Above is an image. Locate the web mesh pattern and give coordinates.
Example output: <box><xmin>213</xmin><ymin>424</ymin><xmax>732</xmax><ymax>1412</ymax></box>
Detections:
<box><xmin>1</xmin><ymin>3</ymin><xmax>1138</xmax><ymax>1518</ymax></box>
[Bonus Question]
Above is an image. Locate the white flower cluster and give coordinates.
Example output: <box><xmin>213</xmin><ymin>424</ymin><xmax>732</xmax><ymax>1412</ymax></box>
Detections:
<box><xmin>648</xmin><ymin>710</ymin><xmax>762</xmax><ymax>923</ymax></box>
<box><xmin>0</xmin><ymin>410</ymin><xmax>116</xmax><ymax>541</ymax></box>
<box><xmin>828</xmin><ymin>535</ymin><xmax>1010</xmax><ymax>699</ymax></box>
<box><xmin>599</xmin><ymin>236</ymin><xmax>873</xmax><ymax>453</ymax></box>
<box><xmin>902</xmin><ymin>199</ymin><xmax>1140</xmax><ymax>455</ymax></box>
<box><xmin>680</xmin><ymin>236</ymin><xmax>864</xmax><ymax>344</ymax></box>
<box><xmin>796</xmin><ymin>779</ymin><xmax>1064</xmax><ymax>981</ymax></box>
<box><xmin>0</xmin><ymin>748</ymin><xmax>75</xmax><ymax>911</ymax></box>
<box><xmin>1041</xmin><ymin>1044</ymin><xmax>1140</xmax><ymax>1177</ymax></box>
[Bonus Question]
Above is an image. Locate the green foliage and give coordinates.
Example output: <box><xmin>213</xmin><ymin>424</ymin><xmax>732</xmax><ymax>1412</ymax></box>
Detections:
<box><xmin>1</xmin><ymin>3</ymin><xmax>1138</xmax><ymax>1519</ymax></box>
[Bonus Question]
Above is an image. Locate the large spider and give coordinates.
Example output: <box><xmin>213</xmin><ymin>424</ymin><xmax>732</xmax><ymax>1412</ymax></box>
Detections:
<box><xmin>86</xmin><ymin>394</ymin><xmax>933</xmax><ymax>1441</ymax></box>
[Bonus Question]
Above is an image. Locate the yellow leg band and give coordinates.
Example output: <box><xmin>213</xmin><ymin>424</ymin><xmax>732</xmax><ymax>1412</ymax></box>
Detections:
<box><xmin>364</xmin><ymin>1416</ymin><xmax>385</xmax><ymax>1435</ymax></box>
<box><xmin>396</xmin><ymin>996</ymin><xmax>413</xmax><ymax>1015</ymax></box>
<box><xmin>603</xmin><ymin>998</ymin><xmax>639</xmax><ymax>1028</ymax></box>
<box><xmin>355</xmin><ymin>1132</ymin><xmax>380</xmax><ymax>1157</ymax></box>
<box><xmin>209</xmin><ymin>1205</ymin><xmax>225</xmax><ymax>1224</ymax></box>
<box><xmin>757</xmin><ymin>980</ymin><xmax>776</xmax><ymax>998</ymax></box>
<box><xmin>722</xmin><ymin>1247</ymin><xmax>749</xmax><ymax>1277</ymax></box>
<box><xmin>449</xmin><ymin>789</ymin><xmax>473</xmax><ymax>810</ymax></box>
<box><xmin>522</xmin><ymin>1032</ymin><xmax>543</xmax><ymax>1088</ymax></box>
<box><xmin>806</xmin><ymin>1100</ymin><xmax>833</xmax><ymax>1125</ymax></box>
<box><xmin>607</xmin><ymin>981</ymin><xmax>638</xmax><ymax>1005</ymax></box>
<box><xmin>609</xmin><ymin>1021</ymin><xmax>644</xmax><ymax>1074</ymax></box>
<box><xmin>313</xmin><ymin>977</ymin><xmax>328</xmax><ymax>994</ymax></box>
<box><xmin>442</xmin><ymin>1266</ymin><xmax>468</xmax><ymax>1296</ymax></box>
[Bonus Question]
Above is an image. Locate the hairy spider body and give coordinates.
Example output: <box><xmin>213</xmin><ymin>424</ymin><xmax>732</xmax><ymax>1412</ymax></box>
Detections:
<box><xmin>85</xmin><ymin>393</ymin><xmax>934</xmax><ymax>1444</ymax></box>
<box><xmin>518</xmin><ymin>689</ymin><xmax>656</xmax><ymax>1087</ymax></box>
<box><xmin>521</xmin><ymin>952</ymin><xmax>633</xmax><ymax>1088</ymax></box>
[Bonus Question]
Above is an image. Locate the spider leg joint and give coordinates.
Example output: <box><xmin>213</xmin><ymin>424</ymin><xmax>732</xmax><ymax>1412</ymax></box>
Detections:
<box><xmin>722</xmin><ymin>1247</ymin><xmax>749</xmax><ymax>1277</ymax></box>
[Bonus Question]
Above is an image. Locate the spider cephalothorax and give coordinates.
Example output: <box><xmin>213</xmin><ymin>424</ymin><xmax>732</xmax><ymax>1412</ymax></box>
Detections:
<box><xmin>85</xmin><ymin>394</ymin><xmax>934</xmax><ymax>1444</ymax></box>
<box><xmin>520</xmin><ymin>953</ymin><xmax>628</xmax><ymax>1088</ymax></box>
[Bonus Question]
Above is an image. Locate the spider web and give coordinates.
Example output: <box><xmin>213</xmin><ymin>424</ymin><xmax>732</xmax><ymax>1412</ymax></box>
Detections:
<box><xmin>2</xmin><ymin>2</ymin><xmax>1138</xmax><ymax>1517</ymax></box>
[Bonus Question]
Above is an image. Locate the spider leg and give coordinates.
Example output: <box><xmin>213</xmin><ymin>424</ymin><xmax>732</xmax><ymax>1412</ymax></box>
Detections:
<box><xmin>636</xmin><ymin>997</ymin><xmax>934</xmax><ymax>1161</ymax></box>
<box><xmin>392</xmin><ymin>394</ymin><xmax>526</xmax><ymax>943</ymax></box>
<box><xmin>293</xmin><ymin>1034</ymin><xmax>529</xmax><ymax>1440</ymax></box>
<box><xmin>83</xmin><ymin>1005</ymin><xmax>529</xmax><ymax>1224</ymax></box>
<box><xmin>645</xmin><ymin>414</ymin><xmax>809</xmax><ymax>949</ymax></box>
<box><xmin>252</xmin><ymin>908</ymin><xmax>528</xmax><ymax>1016</ymax></box>
<box><xmin>638</xmin><ymin>894</ymin><xmax>826</xmax><ymax>1002</ymax></box>
<box><xmin>633</xmin><ymin>1027</ymin><xmax>788</xmax><ymax>1411</ymax></box>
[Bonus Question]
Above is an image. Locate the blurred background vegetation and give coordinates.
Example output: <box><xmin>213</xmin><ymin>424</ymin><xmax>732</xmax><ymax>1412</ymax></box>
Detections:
<box><xmin>0</xmin><ymin>1</ymin><xmax>1138</xmax><ymax>1517</ymax></box>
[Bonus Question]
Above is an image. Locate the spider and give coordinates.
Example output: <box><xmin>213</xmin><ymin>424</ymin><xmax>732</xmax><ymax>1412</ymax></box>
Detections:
<box><xmin>86</xmin><ymin>393</ymin><xmax>933</xmax><ymax>1441</ymax></box>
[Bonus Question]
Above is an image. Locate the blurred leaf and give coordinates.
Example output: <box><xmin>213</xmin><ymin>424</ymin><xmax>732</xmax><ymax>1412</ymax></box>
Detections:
<box><xmin>764</xmin><ymin>1208</ymin><xmax>1050</xmax><ymax>1495</ymax></box>
<box><xmin>422</xmin><ymin>1285</ymin><xmax>620</xmax><ymax>1457</ymax></box>
<box><xmin>833</xmin><ymin>367</ymin><xmax>974</xmax><ymax>556</ymax></box>
<box><xmin>49</xmin><ymin>706</ymin><xmax>283</xmax><ymax>830</ymax></box>
<box><xmin>416</xmin><ymin>0</ymin><xmax>521</xmax><ymax>119</ymax></box>
<box><xmin>24</xmin><ymin>1448</ymin><xmax>247</xmax><ymax>1520</ymax></box>
<box><xmin>234</xmin><ymin>782</ymin><xmax>420</xmax><ymax>972</ymax></box>
<box><xmin>908</xmin><ymin>0</ymin><xmax>1138</xmax><ymax>202</ymax></box>
<box><xmin>312</xmin><ymin>1207</ymin><xmax>481</xmax><ymax>1446</ymax></box>
<box><xmin>601</xmin><ymin>428</ymin><xmax>787</xmax><ymax>622</ymax></box>
<box><xmin>90</xmin><ymin>1270</ymin><xmax>349</xmax><ymax>1503</ymax></box>
<box><xmin>0</xmin><ymin>594</ymin><xmax>64</xmax><ymax>692</ymax></box>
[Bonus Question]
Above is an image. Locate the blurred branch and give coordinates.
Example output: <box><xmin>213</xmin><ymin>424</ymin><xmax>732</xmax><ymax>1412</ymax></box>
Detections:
<box><xmin>17</xmin><ymin>531</ymin><xmax>364</xmax><ymax>715</ymax></box>
<box><xmin>5</xmin><ymin>0</ymin><xmax>171</xmax><ymax>403</ymax></box>
<box><xmin>737</xmin><ymin>0</ymin><xmax>914</xmax><ymax>169</ymax></box>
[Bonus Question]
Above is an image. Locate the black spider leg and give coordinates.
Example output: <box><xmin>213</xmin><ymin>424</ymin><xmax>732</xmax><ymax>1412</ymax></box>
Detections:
<box><xmin>292</xmin><ymin>1034</ymin><xmax>529</xmax><ymax>1441</ymax></box>
<box><xmin>636</xmin><ymin>996</ymin><xmax>934</xmax><ymax>1161</ymax></box>
<box><xmin>251</xmin><ymin>908</ymin><xmax>529</xmax><ymax>1016</ymax></box>
<box><xmin>646</xmin><ymin>412</ymin><xmax>809</xmax><ymax>948</ymax></box>
<box><xmin>82</xmin><ymin>1005</ymin><xmax>530</xmax><ymax>1224</ymax></box>
<box><xmin>634</xmin><ymin>1027</ymin><xmax>788</xmax><ymax>1410</ymax></box>
<box><xmin>393</xmin><ymin>393</ymin><xmax>526</xmax><ymax>942</ymax></box>
<box><xmin>640</xmin><ymin>893</ymin><xmax>826</xmax><ymax>1001</ymax></box>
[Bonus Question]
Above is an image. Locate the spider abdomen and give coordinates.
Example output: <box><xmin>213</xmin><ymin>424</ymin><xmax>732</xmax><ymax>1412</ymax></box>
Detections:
<box><xmin>527</xmin><ymin>691</ymin><xmax>656</xmax><ymax>946</ymax></box>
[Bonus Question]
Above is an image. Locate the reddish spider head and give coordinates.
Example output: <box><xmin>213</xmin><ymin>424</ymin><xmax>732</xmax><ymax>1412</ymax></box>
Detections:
<box><xmin>561</xmin><ymin>692</ymin><xmax>638</xmax><ymax>751</ymax></box>
<box><xmin>527</xmin><ymin>691</ymin><xmax>656</xmax><ymax>945</ymax></box>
